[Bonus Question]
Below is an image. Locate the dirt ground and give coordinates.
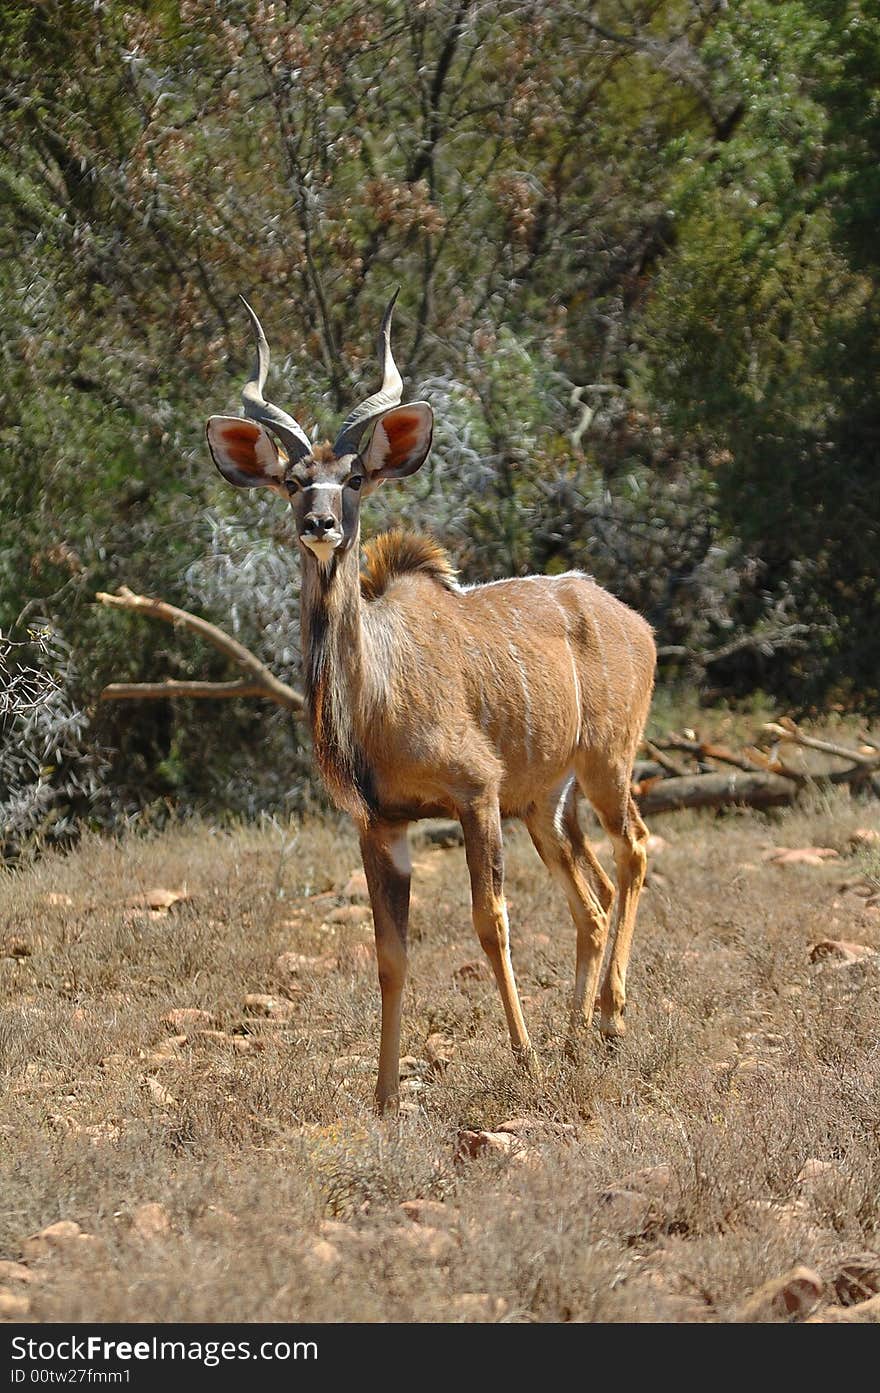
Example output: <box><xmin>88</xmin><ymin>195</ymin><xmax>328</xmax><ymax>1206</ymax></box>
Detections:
<box><xmin>1</xmin><ymin>784</ymin><xmax>879</xmax><ymax>1323</ymax></box>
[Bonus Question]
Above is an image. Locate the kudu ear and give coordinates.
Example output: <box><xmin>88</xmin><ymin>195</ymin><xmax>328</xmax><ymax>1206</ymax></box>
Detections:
<box><xmin>206</xmin><ymin>416</ymin><xmax>288</xmax><ymax>491</ymax></box>
<box><xmin>362</xmin><ymin>403</ymin><xmax>433</xmax><ymax>482</ymax></box>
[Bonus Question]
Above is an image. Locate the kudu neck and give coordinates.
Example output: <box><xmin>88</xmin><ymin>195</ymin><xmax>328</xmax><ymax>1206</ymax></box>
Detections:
<box><xmin>299</xmin><ymin>523</ymin><xmax>374</xmax><ymax>823</ymax></box>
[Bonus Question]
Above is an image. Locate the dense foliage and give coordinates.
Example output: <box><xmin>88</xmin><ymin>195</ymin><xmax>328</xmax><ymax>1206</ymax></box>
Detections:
<box><xmin>1</xmin><ymin>1</ymin><xmax>878</xmax><ymax>840</ymax></box>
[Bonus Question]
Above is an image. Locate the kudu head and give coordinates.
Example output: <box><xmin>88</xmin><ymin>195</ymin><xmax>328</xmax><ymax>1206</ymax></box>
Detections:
<box><xmin>206</xmin><ymin>291</ymin><xmax>434</xmax><ymax>564</ymax></box>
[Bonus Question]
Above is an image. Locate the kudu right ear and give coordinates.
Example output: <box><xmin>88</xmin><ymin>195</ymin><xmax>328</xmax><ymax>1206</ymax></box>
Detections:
<box><xmin>206</xmin><ymin>417</ymin><xmax>288</xmax><ymax>492</ymax></box>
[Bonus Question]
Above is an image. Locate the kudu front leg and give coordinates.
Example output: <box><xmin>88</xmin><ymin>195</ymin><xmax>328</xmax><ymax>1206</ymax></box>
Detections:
<box><xmin>460</xmin><ymin>797</ymin><xmax>532</xmax><ymax>1063</ymax></box>
<box><xmin>360</xmin><ymin>821</ymin><xmax>411</xmax><ymax>1115</ymax></box>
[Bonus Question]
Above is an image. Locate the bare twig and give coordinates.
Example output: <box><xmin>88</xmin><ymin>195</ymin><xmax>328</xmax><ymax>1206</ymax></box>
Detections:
<box><xmin>643</xmin><ymin>739</ymin><xmax>688</xmax><ymax>778</ymax></box>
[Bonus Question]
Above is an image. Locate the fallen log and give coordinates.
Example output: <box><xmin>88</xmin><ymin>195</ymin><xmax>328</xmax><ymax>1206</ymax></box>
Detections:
<box><xmin>636</xmin><ymin>770</ymin><xmax>798</xmax><ymax>815</ymax></box>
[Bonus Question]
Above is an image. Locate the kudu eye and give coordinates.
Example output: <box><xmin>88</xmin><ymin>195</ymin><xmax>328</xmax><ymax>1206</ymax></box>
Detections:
<box><xmin>286</xmin><ymin>478</ymin><xmax>300</xmax><ymax>495</ymax></box>
<box><xmin>346</xmin><ymin>475</ymin><xmax>364</xmax><ymax>492</ymax></box>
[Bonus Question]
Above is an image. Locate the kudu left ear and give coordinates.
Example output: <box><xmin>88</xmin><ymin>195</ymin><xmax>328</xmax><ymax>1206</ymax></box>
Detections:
<box><xmin>362</xmin><ymin>403</ymin><xmax>433</xmax><ymax>481</ymax></box>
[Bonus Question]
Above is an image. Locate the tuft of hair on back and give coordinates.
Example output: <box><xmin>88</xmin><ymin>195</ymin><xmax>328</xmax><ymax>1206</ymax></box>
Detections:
<box><xmin>360</xmin><ymin>529</ymin><xmax>458</xmax><ymax>601</ymax></box>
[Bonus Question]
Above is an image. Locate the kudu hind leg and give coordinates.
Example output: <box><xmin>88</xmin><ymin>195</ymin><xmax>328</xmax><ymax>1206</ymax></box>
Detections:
<box><xmin>360</xmin><ymin>821</ymin><xmax>411</xmax><ymax>1114</ymax></box>
<box><xmin>460</xmin><ymin>798</ymin><xmax>532</xmax><ymax>1061</ymax></box>
<box><xmin>596</xmin><ymin>794</ymin><xmax>649</xmax><ymax>1038</ymax></box>
<box><xmin>526</xmin><ymin>782</ymin><xmax>615</xmax><ymax>1039</ymax></box>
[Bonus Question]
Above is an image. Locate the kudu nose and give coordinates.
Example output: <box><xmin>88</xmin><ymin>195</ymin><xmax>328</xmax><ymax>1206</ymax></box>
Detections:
<box><xmin>303</xmin><ymin>512</ymin><xmax>336</xmax><ymax>536</ymax></box>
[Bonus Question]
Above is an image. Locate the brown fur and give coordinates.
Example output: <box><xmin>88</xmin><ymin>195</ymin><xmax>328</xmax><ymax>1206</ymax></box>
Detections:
<box><xmin>359</xmin><ymin>529</ymin><xmax>458</xmax><ymax>601</ymax></box>
<box><xmin>309</xmin><ymin>441</ymin><xmax>337</xmax><ymax>466</ymax></box>
<box><xmin>296</xmin><ymin>527</ymin><xmax>656</xmax><ymax>1111</ymax></box>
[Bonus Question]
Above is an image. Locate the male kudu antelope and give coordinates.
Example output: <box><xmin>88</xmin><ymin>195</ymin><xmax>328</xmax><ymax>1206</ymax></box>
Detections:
<box><xmin>207</xmin><ymin>292</ymin><xmax>656</xmax><ymax>1113</ymax></box>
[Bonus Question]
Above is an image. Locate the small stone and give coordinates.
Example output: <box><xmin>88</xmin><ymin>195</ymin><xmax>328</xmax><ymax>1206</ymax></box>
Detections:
<box><xmin>400</xmin><ymin>1199</ymin><xmax>450</xmax><ymax>1226</ymax></box>
<box><xmin>0</xmin><ymin>1289</ymin><xmax>31</xmax><ymax>1319</ymax></box>
<box><xmin>161</xmin><ymin>1008</ymin><xmax>215</xmax><ymax>1032</ymax></box>
<box><xmin>331</xmin><ymin>1054</ymin><xmax>373</xmax><ymax>1075</ymax></box>
<box><xmin>145</xmin><ymin>1077</ymin><xmax>178</xmax><ymax>1107</ymax></box>
<box><xmin>232</xmin><ymin>1036</ymin><xmax>263</xmax><ymax>1055</ymax></box>
<box><xmin>450</xmin><ymin>1293</ymin><xmax>509</xmax><ymax>1321</ymax></box>
<box><xmin>326</xmin><ymin>904</ymin><xmax>372</xmax><ymax>925</ymax></box>
<box><xmin>244</xmin><ymin>993</ymin><xmax>295</xmax><ymax>1020</ymax></box>
<box><xmin>341</xmin><ymin>870</ymin><xmax>370</xmax><ymax>901</ymax></box>
<box><xmin>21</xmin><ymin>1220</ymin><xmax>84</xmax><ymax>1262</ymax></box>
<box><xmin>734</xmin><ymin>1265</ymin><xmax>823</xmax><ymax>1321</ymax></box>
<box><xmin>833</xmin><ymin>1254</ymin><xmax>880</xmax><ymax>1305</ymax></box>
<box><xmin>276</xmin><ymin>951</ymin><xmax>336</xmax><ymax>979</ymax></box>
<box><xmin>454</xmin><ymin>1130</ymin><xmax>517</xmax><ymax>1162</ymax></box>
<box><xmin>301</xmin><ymin>1238</ymin><xmax>342</xmax><ymax>1276</ymax></box>
<box><xmin>848</xmin><ymin>828</ymin><xmax>880</xmax><ymax>851</ymax></box>
<box><xmin>191</xmin><ymin>1029</ymin><xmax>233</xmax><ymax>1047</ymax></box>
<box><xmin>0</xmin><ymin>1262</ymin><xmax>34</xmax><ymax>1285</ymax></box>
<box><xmin>129</xmin><ymin>1202</ymin><xmax>171</xmax><ymax>1241</ymax></box>
<box><xmin>44</xmin><ymin>892</ymin><xmax>73</xmax><ymax>907</ymax></box>
<box><xmin>646</xmin><ymin>834</ymin><xmax>669</xmax><ymax>854</ymax></box>
<box><xmin>809</xmin><ymin>940</ymin><xmax>877</xmax><ymax>966</ymax></box>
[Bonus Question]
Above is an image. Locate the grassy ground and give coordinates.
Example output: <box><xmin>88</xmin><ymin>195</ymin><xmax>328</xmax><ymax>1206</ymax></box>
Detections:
<box><xmin>1</xmin><ymin>781</ymin><xmax>879</xmax><ymax>1322</ymax></box>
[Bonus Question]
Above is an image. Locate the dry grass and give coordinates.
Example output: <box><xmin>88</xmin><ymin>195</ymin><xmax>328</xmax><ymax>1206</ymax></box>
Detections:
<box><xmin>1</xmin><ymin>789</ymin><xmax>879</xmax><ymax>1323</ymax></box>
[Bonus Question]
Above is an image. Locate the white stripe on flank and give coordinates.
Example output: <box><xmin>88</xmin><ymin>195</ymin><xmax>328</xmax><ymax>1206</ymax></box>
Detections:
<box><xmin>553</xmin><ymin>776</ymin><xmax>574</xmax><ymax>839</ymax></box>
<box><xmin>566</xmin><ymin>637</ymin><xmax>582</xmax><ymax>744</ymax></box>
<box><xmin>507</xmin><ymin>641</ymin><xmax>533</xmax><ymax>762</ymax></box>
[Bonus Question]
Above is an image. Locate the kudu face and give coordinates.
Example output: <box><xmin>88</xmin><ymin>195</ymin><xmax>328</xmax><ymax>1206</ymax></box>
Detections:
<box><xmin>206</xmin><ymin>290</ymin><xmax>434</xmax><ymax>550</ymax></box>
<box><xmin>284</xmin><ymin>447</ymin><xmax>364</xmax><ymax>564</ymax></box>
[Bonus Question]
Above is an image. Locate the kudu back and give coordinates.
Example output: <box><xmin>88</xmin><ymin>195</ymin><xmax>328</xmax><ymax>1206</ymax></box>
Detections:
<box><xmin>207</xmin><ymin>292</ymin><xmax>656</xmax><ymax>1113</ymax></box>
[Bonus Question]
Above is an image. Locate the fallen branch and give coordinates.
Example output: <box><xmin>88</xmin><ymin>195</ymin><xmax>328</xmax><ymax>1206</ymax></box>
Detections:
<box><xmin>95</xmin><ymin>587</ymin><xmax>305</xmax><ymax>715</ymax></box>
<box><xmin>643</xmin><ymin>739</ymin><xmax>688</xmax><ymax>778</ymax></box>
<box><xmin>652</xmin><ymin>734</ymin><xmax>787</xmax><ymax>777</ymax></box>
<box><xmin>100</xmin><ymin>680</ymin><xmax>277</xmax><ymax>702</ymax></box>
<box><xmin>764</xmin><ymin>718</ymin><xmax>880</xmax><ymax>768</ymax></box>
<box><xmin>636</xmin><ymin>719</ymin><xmax>880</xmax><ymax>814</ymax></box>
<box><xmin>636</xmin><ymin>771</ymin><xmax>797</xmax><ymax>815</ymax></box>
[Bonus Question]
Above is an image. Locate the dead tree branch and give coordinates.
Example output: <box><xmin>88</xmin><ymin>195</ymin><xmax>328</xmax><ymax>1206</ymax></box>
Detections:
<box><xmin>636</xmin><ymin>719</ymin><xmax>880</xmax><ymax>813</ymax></box>
<box><xmin>95</xmin><ymin>587</ymin><xmax>305</xmax><ymax>715</ymax></box>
